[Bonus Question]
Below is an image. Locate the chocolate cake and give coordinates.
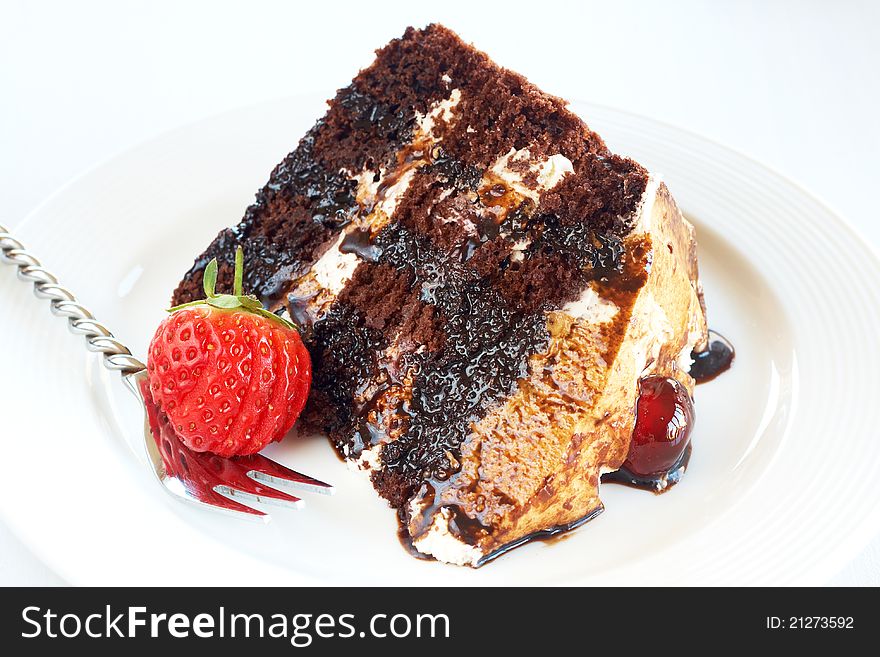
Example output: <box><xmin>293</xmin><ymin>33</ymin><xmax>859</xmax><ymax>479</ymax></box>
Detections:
<box><xmin>172</xmin><ymin>24</ymin><xmax>709</xmax><ymax>566</ymax></box>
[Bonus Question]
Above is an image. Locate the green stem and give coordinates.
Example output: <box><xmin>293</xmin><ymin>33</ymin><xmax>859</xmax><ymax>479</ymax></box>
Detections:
<box><xmin>234</xmin><ymin>246</ymin><xmax>244</xmax><ymax>297</ymax></box>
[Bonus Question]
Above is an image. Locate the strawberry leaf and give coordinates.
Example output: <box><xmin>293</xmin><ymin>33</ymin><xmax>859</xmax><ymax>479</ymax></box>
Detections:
<box><xmin>207</xmin><ymin>295</ymin><xmax>243</xmax><ymax>309</ymax></box>
<box><xmin>202</xmin><ymin>258</ymin><xmax>219</xmax><ymax>298</ymax></box>
<box><xmin>167</xmin><ymin>246</ymin><xmax>298</xmax><ymax>332</ymax></box>
<box><xmin>239</xmin><ymin>296</ymin><xmax>263</xmax><ymax>311</ymax></box>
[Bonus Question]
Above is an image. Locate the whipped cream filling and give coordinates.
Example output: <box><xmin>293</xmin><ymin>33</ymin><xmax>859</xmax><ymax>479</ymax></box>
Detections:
<box><xmin>634</xmin><ymin>292</ymin><xmax>674</xmax><ymax>377</ymax></box>
<box><xmin>633</xmin><ymin>173</ymin><xmax>662</xmax><ymax>234</ymax></box>
<box><xmin>348</xmin><ymin>445</ymin><xmax>383</xmax><ymax>472</ymax></box>
<box><xmin>562</xmin><ymin>284</ymin><xmax>619</xmax><ymax>324</ymax></box>
<box><xmin>352</xmin><ymin>167</ymin><xmax>381</xmax><ymax>205</ymax></box>
<box><xmin>312</xmin><ymin>231</ymin><xmax>359</xmax><ymax>296</ymax></box>
<box><xmin>509</xmin><ymin>238</ymin><xmax>530</xmax><ymax>262</ymax></box>
<box><xmin>416</xmin><ymin>88</ymin><xmax>461</xmax><ymax>138</ymax></box>
<box><xmin>676</xmin><ymin>325</ymin><xmax>704</xmax><ymax>372</ymax></box>
<box><xmin>352</xmin><ymin>166</ymin><xmax>417</xmax><ymax>231</ymax></box>
<box><xmin>486</xmin><ymin>148</ymin><xmax>573</xmax><ymax>204</ymax></box>
<box><xmin>409</xmin><ymin>504</ymin><xmax>483</xmax><ymax>567</ymax></box>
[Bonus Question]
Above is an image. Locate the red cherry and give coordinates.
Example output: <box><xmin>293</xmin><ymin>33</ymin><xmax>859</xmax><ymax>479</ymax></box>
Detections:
<box><xmin>623</xmin><ymin>376</ymin><xmax>694</xmax><ymax>477</ymax></box>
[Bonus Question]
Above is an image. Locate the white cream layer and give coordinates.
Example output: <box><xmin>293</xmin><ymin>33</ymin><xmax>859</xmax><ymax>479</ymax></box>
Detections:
<box><xmin>487</xmin><ymin>148</ymin><xmax>573</xmax><ymax>204</ymax></box>
<box><xmin>409</xmin><ymin>504</ymin><xmax>483</xmax><ymax>567</ymax></box>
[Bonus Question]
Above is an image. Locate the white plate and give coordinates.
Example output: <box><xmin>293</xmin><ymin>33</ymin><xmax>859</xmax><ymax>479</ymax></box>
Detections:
<box><xmin>2</xmin><ymin>98</ymin><xmax>879</xmax><ymax>586</ymax></box>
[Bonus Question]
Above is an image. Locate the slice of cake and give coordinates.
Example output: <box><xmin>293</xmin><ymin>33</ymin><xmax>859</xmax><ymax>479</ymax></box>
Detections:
<box><xmin>172</xmin><ymin>24</ymin><xmax>709</xmax><ymax>566</ymax></box>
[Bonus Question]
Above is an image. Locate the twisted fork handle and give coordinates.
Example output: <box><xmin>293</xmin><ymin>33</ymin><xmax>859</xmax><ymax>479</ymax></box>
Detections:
<box><xmin>0</xmin><ymin>223</ymin><xmax>145</xmax><ymax>375</ymax></box>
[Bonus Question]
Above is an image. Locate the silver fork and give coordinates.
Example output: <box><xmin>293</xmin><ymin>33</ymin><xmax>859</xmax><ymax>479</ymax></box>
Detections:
<box><xmin>0</xmin><ymin>223</ymin><xmax>333</xmax><ymax>519</ymax></box>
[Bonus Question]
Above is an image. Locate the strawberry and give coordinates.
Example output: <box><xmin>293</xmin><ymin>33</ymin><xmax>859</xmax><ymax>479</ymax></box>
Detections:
<box><xmin>146</xmin><ymin>248</ymin><xmax>311</xmax><ymax>457</ymax></box>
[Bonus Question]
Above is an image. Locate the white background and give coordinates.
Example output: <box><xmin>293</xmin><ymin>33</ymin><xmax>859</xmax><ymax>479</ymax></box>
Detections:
<box><xmin>1</xmin><ymin>0</ymin><xmax>878</xmax><ymax>585</ymax></box>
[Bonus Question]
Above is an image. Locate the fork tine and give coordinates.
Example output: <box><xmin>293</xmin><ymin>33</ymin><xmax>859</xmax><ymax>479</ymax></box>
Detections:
<box><xmin>194</xmin><ymin>451</ymin><xmax>310</xmax><ymax>504</ymax></box>
<box><xmin>195</xmin><ymin>450</ymin><xmax>307</xmax><ymax>509</ymax></box>
<box><xmin>248</xmin><ymin>469</ymin><xmax>335</xmax><ymax>496</ymax></box>
<box><xmin>243</xmin><ymin>452</ymin><xmax>335</xmax><ymax>496</ymax></box>
<box><xmin>159</xmin><ymin>472</ymin><xmax>269</xmax><ymax>519</ymax></box>
<box><xmin>161</xmin><ymin>449</ymin><xmax>272</xmax><ymax>518</ymax></box>
<box><xmin>190</xmin><ymin>486</ymin><xmax>270</xmax><ymax>518</ymax></box>
<box><xmin>206</xmin><ymin>455</ymin><xmax>307</xmax><ymax>509</ymax></box>
<box><xmin>214</xmin><ymin>484</ymin><xmax>304</xmax><ymax>511</ymax></box>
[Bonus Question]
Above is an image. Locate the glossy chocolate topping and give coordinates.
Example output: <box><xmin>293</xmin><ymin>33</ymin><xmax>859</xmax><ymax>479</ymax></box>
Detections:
<box><xmin>690</xmin><ymin>329</ymin><xmax>735</xmax><ymax>383</ymax></box>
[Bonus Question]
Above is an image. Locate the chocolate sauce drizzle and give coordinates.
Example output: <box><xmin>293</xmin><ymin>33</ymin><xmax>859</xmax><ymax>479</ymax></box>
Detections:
<box><xmin>476</xmin><ymin>506</ymin><xmax>605</xmax><ymax>566</ymax></box>
<box><xmin>398</xmin><ymin>503</ymin><xmax>605</xmax><ymax>566</ymax></box>
<box><xmin>338</xmin><ymin>87</ymin><xmax>416</xmax><ymax>146</ymax></box>
<box><xmin>340</xmin><ymin>227</ymin><xmax>383</xmax><ymax>263</ymax></box>
<box><xmin>689</xmin><ymin>329</ymin><xmax>735</xmax><ymax>383</ymax></box>
<box><xmin>602</xmin><ymin>443</ymin><xmax>692</xmax><ymax>493</ymax></box>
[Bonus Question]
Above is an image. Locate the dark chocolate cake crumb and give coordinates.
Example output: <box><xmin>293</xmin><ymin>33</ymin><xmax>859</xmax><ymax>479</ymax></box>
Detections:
<box><xmin>307</xmin><ymin>303</ymin><xmax>385</xmax><ymax>438</ymax></box>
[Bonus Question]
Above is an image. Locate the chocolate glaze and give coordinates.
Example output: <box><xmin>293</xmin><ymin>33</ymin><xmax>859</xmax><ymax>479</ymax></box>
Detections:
<box><xmin>476</xmin><ymin>506</ymin><xmax>605</xmax><ymax>566</ymax></box>
<box><xmin>338</xmin><ymin>86</ymin><xmax>416</xmax><ymax>151</ymax></box>
<box><xmin>340</xmin><ymin>227</ymin><xmax>383</xmax><ymax>263</ymax></box>
<box><xmin>172</xmin><ymin>120</ymin><xmax>360</xmax><ymax>305</ymax></box>
<box><xmin>308</xmin><ymin>304</ymin><xmax>386</xmax><ymax>435</ymax></box>
<box><xmin>398</xmin><ymin>502</ymin><xmax>604</xmax><ymax>566</ymax></box>
<box><xmin>286</xmin><ymin>290</ymin><xmax>318</xmax><ymax>328</ymax></box>
<box><xmin>270</xmin><ymin>125</ymin><xmax>359</xmax><ymax>231</ymax></box>
<box><xmin>690</xmin><ymin>329</ymin><xmax>735</xmax><ymax>383</ymax></box>
<box><xmin>424</xmin><ymin>146</ymin><xmax>482</xmax><ymax>192</ymax></box>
